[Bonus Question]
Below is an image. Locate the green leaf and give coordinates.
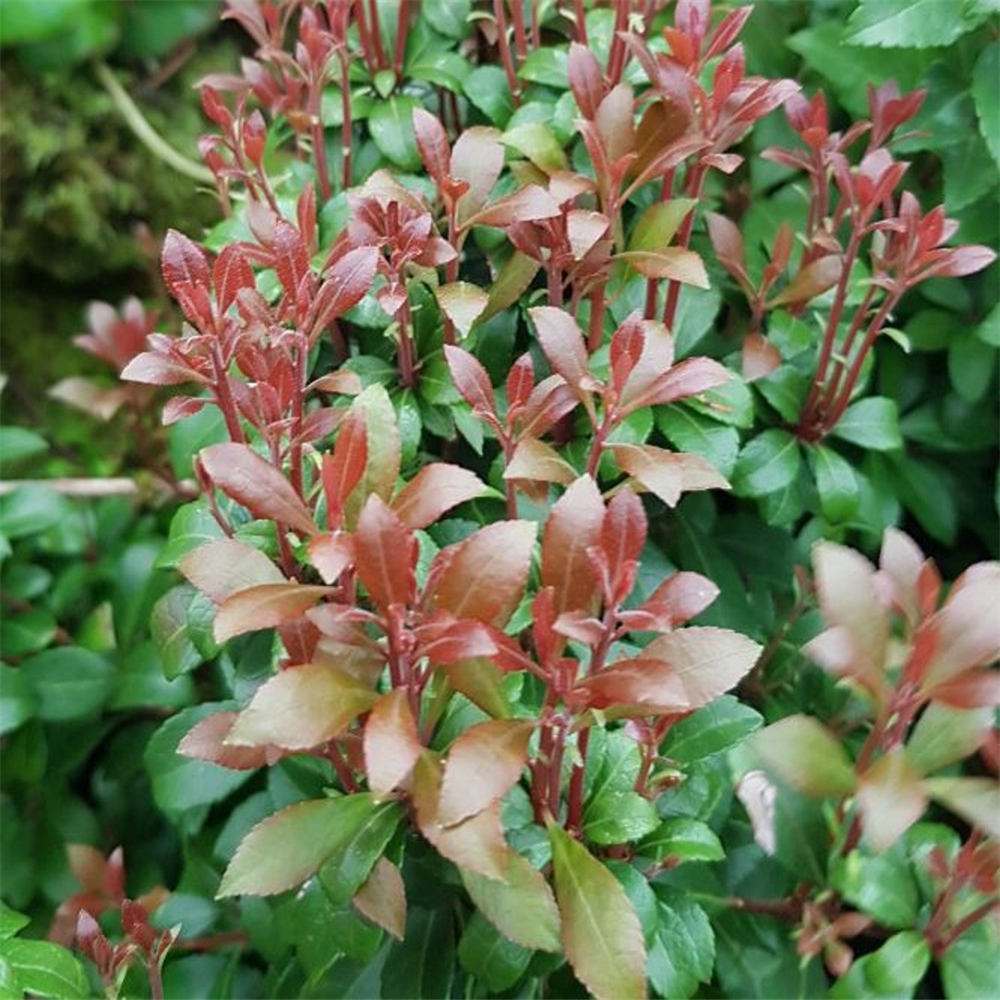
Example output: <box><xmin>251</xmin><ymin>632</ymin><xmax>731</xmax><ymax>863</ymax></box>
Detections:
<box><xmin>151</xmin><ymin>586</ymin><xmax>203</xmax><ymax>680</ymax></box>
<box><xmin>648</xmin><ymin>888</ymin><xmax>715</xmax><ymax>1000</ymax></box>
<box><xmin>583</xmin><ymin>791</ymin><xmax>659</xmax><ymax>846</ymax></box>
<box><xmin>460</xmin><ymin>851</ymin><xmax>561</xmax><ymax>952</ymax></box>
<box><xmin>732</xmin><ymin>430</ymin><xmax>802</xmax><ymax>498</ymax></box>
<box><xmin>548</xmin><ymin>823</ymin><xmax>647</xmax><ymax>1000</ymax></box>
<box><xmin>0</xmin><ymin>487</ymin><xmax>68</xmax><ymax>540</ymax></box>
<box><xmin>518</xmin><ymin>45</ymin><xmax>569</xmax><ymax>87</ymax></box>
<box><xmin>156</xmin><ymin>502</ymin><xmax>225</xmax><ymax>569</ymax></box>
<box><xmin>0</xmin><ymin>939</ymin><xmax>89</xmax><ymax>1000</ymax></box>
<box><xmin>21</xmin><ymin>647</ymin><xmax>111</xmax><ymax>722</ymax></box>
<box><xmin>637</xmin><ymin>818</ymin><xmax>724</xmax><ymax>864</ymax></box>
<box><xmin>368</xmin><ymin>96</ymin><xmax>423</xmax><ymax>171</ymax></box>
<box><xmin>464</xmin><ymin>65</ymin><xmax>514</xmax><ymax>126</ymax></box>
<box><xmin>837</xmin><ymin>850</ymin><xmax>920</xmax><ymax>928</ymax></box>
<box><xmin>0</xmin><ymin>609</ymin><xmax>57</xmax><ymax>658</ymax></box>
<box><xmin>657</xmin><ymin>408</ymin><xmax>740</xmax><ymax>479</ymax></box>
<box><xmin>948</xmin><ymin>331</ymin><xmax>995</xmax><ymax>404</ymax></box>
<box><xmin>846</xmin><ymin>0</ymin><xmax>988</xmax><ymax>48</ymax></box>
<box><xmin>0</xmin><ymin>906</ymin><xmax>28</xmax><ymax>941</ymax></box>
<box><xmin>458</xmin><ymin>912</ymin><xmax>532</xmax><ymax>993</ymax></box>
<box><xmin>906</xmin><ymin>704</ymin><xmax>993</xmax><ymax>775</ymax></box>
<box><xmin>972</xmin><ymin>43</ymin><xmax>1000</xmax><ymax>168</ymax></box>
<box><xmin>382</xmin><ymin>908</ymin><xmax>455</xmax><ymax>1000</ymax></box>
<box><xmin>864</xmin><ymin>931</ymin><xmax>931</xmax><ymax>995</ymax></box>
<box><xmin>810</xmin><ymin>444</ymin><xmax>860</xmax><ymax>523</ymax></box>
<box><xmin>219</xmin><ymin>795</ymin><xmax>400</xmax><ymax>898</ymax></box>
<box><xmin>941</xmin><ymin>918</ymin><xmax>1000</xmax><ymax>999</ymax></box>
<box><xmin>0</xmin><ymin>427</ymin><xmax>48</xmax><ymax>471</ymax></box>
<box><xmin>422</xmin><ymin>0</ymin><xmax>471</xmax><ymax>37</ymax></box>
<box><xmin>832</xmin><ymin>397</ymin><xmax>903</xmax><ymax>451</ymax></box>
<box><xmin>886</xmin><ymin>455</ymin><xmax>958</xmax><ymax>545</ymax></box>
<box><xmin>661</xmin><ymin>696</ymin><xmax>763</xmax><ymax>763</ymax></box>
<box><xmin>755</xmin><ymin>365</ymin><xmax>809</xmax><ymax>423</ymax></box>
<box><xmin>750</xmin><ymin>715</ymin><xmax>856</xmax><ymax>797</ymax></box>
<box><xmin>145</xmin><ymin>704</ymin><xmax>254</xmax><ymax>824</ymax></box>
<box><xmin>629</xmin><ymin>200</ymin><xmax>696</xmax><ymax>253</ymax></box>
<box><xmin>502</xmin><ymin>123</ymin><xmax>567</xmax><ymax>173</ymax></box>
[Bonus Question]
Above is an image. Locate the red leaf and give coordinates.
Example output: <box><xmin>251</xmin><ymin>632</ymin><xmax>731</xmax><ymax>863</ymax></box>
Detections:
<box><xmin>412</xmin><ymin>108</ymin><xmax>451</xmax><ymax>185</ymax></box>
<box><xmin>706</xmin><ymin>211</ymin><xmax>747</xmax><ymax>275</ymax></box>
<box><xmin>161</xmin><ymin>229</ymin><xmax>210</xmax><ymax>300</ymax></box>
<box><xmin>705</xmin><ymin>5</ymin><xmax>754</xmax><ymax>58</ymax></box>
<box><xmin>518</xmin><ymin>376</ymin><xmax>579</xmax><ymax>438</ymax></box>
<box><xmin>226</xmin><ymin>664</ymin><xmax>376</xmax><ymax>749</ymax></box>
<box><xmin>623</xmin><ymin>357</ymin><xmax>730</xmax><ymax>412</ymax></box>
<box><xmin>323</xmin><ymin>409</ymin><xmax>368</xmax><ymax>526</ymax></box>
<box><xmin>504</xmin><ymin>439</ymin><xmax>577</xmax><ymax>484</ymax></box>
<box><xmin>438</xmin><ymin>720</ymin><xmax>534</xmax><ymax>827</ymax></box>
<box><xmin>214</xmin><ymin>583</ymin><xmax>334</xmax><ymax>643</ymax></box>
<box><xmin>444</xmin><ymin>344</ymin><xmax>497</xmax><ymax>417</ymax></box>
<box><xmin>568</xmin><ymin>42</ymin><xmax>604</xmax><ymax>119</ymax></box>
<box><xmin>180</xmin><ymin>538</ymin><xmax>285</xmax><ymax>602</ymax></box>
<box><xmin>200</xmin><ymin>443</ymin><xmax>316</xmax><ymax>536</ymax></box>
<box><xmin>415</xmin><ymin>615</ymin><xmax>497</xmax><ymax>666</ymax></box>
<box><xmin>311</xmin><ymin>246</ymin><xmax>380</xmax><ymax>337</ymax></box>
<box><xmin>596</xmin><ymin>83</ymin><xmax>636</xmax><ymax>161</ymax></box>
<box><xmin>391</xmin><ymin>463</ymin><xmax>487</xmax><ymax>529</ymax></box>
<box><xmin>579</xmin><ymin>627</ymin><xmax>762</xmax><ymax>713</ymax></box>
<box><xmin>162</xmin><ymin>396</ymin><xmax>209</xmax><ymax>425</ymax></box>
<box><xmin>925</xmin><ymin>245</ymin><xmax>997</xmax><ymax>278</ymax></box>
<box><xmin>353</xmin><ymin>858</ymin><xmax>407</xmax><ymax>940</ymax></box>
<box><xmin>610</xmin><ymin>314</ymin><xmax>646</xmax><ymax>395</ymax></box>
<box><xmin>364</xmin><ymin>689</ymin><xmax>421</xmax><ymax>797</ymax></box>
<box><xmin>613</xmin><ymin>443</ymin><xmax>684</xmax><ymax>507</ymax></box>
<box><xmin>768</xmin><ymin>255</ymin><xmax>842</xmax><ymax>307</ymax></box>
<box><xmin>213</xmin><ymin>245</ymin><xmax>255</xmax><ymax>314</ymax></box>
<box><xmin>742</xmin><ymin>333</ymin><xmax>782</xmax><ymax>382</ymax></box>
<box><xmin>121</xmin><ymin>352</ymin><xmax>208</xmax><ymax>386</ymax></box>
<box><xmin>427</xmin><ymin>521</ymin><xmax>537</xmax><ymax>626</ymax></box>
<box><xmin>451</xmin><ymin>127</ymin><xmax>506</xmax><ymax>224</ymax></box>
<box><xmin>619</xmin><ymin>247</ymin><xmax>709</xmax><ymax>286</ymax></box>
<box><xmin>309</xmin><ymin>370</ymin><xmax>363</xmax><ymax>396</ymax></box>
<box><xmin>307</xmin><ymin>532</ymin><xmax>355</xmax><ymax>584</ymax></box>
<box><xmin>272</xmin><ymin>220</ymin><xmax>311</xmax><ymax>299</ymax></box>
<box><xmin>643</xmin><ymin>571</ymin><xmax>720</xmax><ymax>626</ymax></box>
<box><xmin>506</xmin><ymin>353</ymin><xmax>534</xmax><ymax>409</ymax></box>
<box><xmin>353</xmin><ymin>495</ymin><xmax>416</xmax><ymax>611</ymax></box>
<box><xmin>178</xmin><ymin>711</ymin><xmax>276</xmax><ymax>770</ymax></box>
<box><xmin>468</xmin><ymin>185</ymin><xmax>561</xmax><ymax>228</ymax></box>
<box><xmin>529</xmin><ymin>306</ymin><xmax>594</xmax><ymax>397</ymax></box>
<box><xmin>601</xmin><ymin>489</ymin><xmax>647</xmax><ymax>592</ymax></box>
<box><xmin>542</xmin><ymin>476</ymin><xmax>605</xmax><ymax>615</ymax></box>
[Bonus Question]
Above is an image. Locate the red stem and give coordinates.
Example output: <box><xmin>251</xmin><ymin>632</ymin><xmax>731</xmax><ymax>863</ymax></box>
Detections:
<box><xmin>662</xmin><ymin>165</ymin><xmax>706</xmax><ymax>329</ymax></box>
<box><xmin>606</xmin><ymin>0</ymin><xmax>631</xmax><ymax>85</ymax></box>
<box><xmin>587</xmin><ymin>281</ymin><xmax>608</xmax><ymax>353</ymax></box>
<box><xmin>937</xmin><ymin>899</ymin><xmax>1000</xmax><ymax>954</ymax></box>
<box><xmin>367</xmin><ymin>0</ymin><xmax>387</xmax><ymax>70</ymax></box>
<box><xmin>289</xmin><ymin>338</ymin><xmax>306</xmax><ymax>500</ymax></box>
<box><xmin>510</xmin><ymin>0</ymin><xmax>528</xmax><ymax>62</ymax></box>
<box><xmin>645</xmin><ymin>170</ymin><xmax>675</xmax><ymax>319</ymax></box>
<box><xmin>147</xmin><ymin>957</ymin><xmax>164</xmax><ymax>1000</ymax></box>
<box><xmin>339</xmin><ymin>53</ymin><xmax>353</xmax><ymax>189</ymax></box>
<box><xmin>493</xmin><ymin>0</ymin><xmax>522</xmax><ymax>106</ymax></box>
<box><xmin>573</xmin><ymin>0</ymin><xmax>588</xmax><ymax>44</ymax></box>
<box><xmin>310</xmin><ymin>87</ymin><xmax>333</xmax><ymax>201</ymax></box>
<box><xmin>393</xmin><ymin>0</ymin><xmax>409</xmax><ymax>78</ymax></box>
<box><xmin>397</xmin><ymin>291</ymin><xmax>417</xmax><ymax>388</ymax></box>
<box><xmin>211</xmin><ymin>347</ymin><xmax>246</xmax><ymax>444</ymax></box>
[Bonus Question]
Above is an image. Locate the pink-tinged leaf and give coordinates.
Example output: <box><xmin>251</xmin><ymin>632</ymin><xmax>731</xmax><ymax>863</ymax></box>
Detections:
<box><xmin>878</xmin><ymin>528</ymin><xmax>925</xmax><ymax>626</ymax></box>
<box><xmin>162</xmin><ymin>395</ymin><xmax>209</xmax><ymax>425</ymax></box>
<box><xmin>813</xmin><ymin>541</ymin><xmax>888</xmax><ymax>684</ymax></box>
<box><xmin>353</xmin><ymin>857</ymin><xmax>406</xmax><ymax>939</ymax></box>
<box><xmin>619</xmin><ymin>247</ymin><xmax>709</xmax><ymax>286</ymax></box>
<box><xmin>519</xmin><ymin>376</ymin><xmax>579</xmax><ymax>439</ymax></box>
<box><xmin>213</xmin><ymin>245</ymin><xmax>255</xmax><ymax>314</ymax></box>
<box><xmin>309</xmin><ymin>370</ymin><xmax>363</xmax><ymax>395</ymax></box>
<box><xmin>924</xmin><ymin>777</ymin><xmax>1000</xmax><ymax>840</ymax></box>
<box><xmin>643</xmin><ymin>571</ymin><xmax>720</xmax><ymax>625</ymax></box>
<box><xmin>530</xmin><ymin>306</ymin><xmax>594</xmax><ymax>397</ymax></box>
<box><xmin>50</xmin><ymin>376</ymin><xmax>130</xmax><ymax>421</ymax></box>
<box><xmin>580</xmin><ymin>627</ymin><xmax>761</xmax><ymax>713</ymax></box>
<box><xmin>925</xmin><ymin>245</ymin><xmax>997</xmax><ymax>279</ymax></box>
<box><xmin>412</xmin><ymin>107</ymin><xmax>451</xmax><ymax>184</ymax></box>
<box><xmin>436</xmin><ymin>282</ymin><xmax>489</xmax><ymax>338</ymax></box>
<box><xmin>554</xmin><ymin>611</ymin><xmax>606</xmax><ymax>646</ymax></box>
<box><xmin>312</xmin><ymin>247</ymin><xmax>380</xmax><ymax>335</ymax></box>
<box><xmin>162</xmin><ymin>229</ymin><xmax>210</xmax><ymax>299</ymax></box>
<box><xmin>468</xmin><ymin>185</ymin><xmax>561</xmax><ymax>228</ymax></box>
<box><xmin>180</xmin><ymin>538</ymin><xmax>285</xmax><ymax>602</ymax></box>
<box><xmin>612</xmin><ymin>444</ymin><xmax>684</xmax><ymax>507</ymax></box>
<box><xmin>601</xmin><ymin>490</ymin><xmax>647</xmax><ymax>582</ymax></box>
<box><xmin>567</xmin><ymin>210</ymin><xmax>610</xmax><ymax>262</ymax></box>
<box><xmin>768</xmin><ymin>255</ymin><xmax>842</xmax><ymax>307</ymax></box>
<box><xmin>610</xmin><ymin>315</ymin><xmax>646</xmax><ymax>394</ymax></box>
<box><xmin>595</xmin><ymin>83</ymin><xmax>636</xmax><ymax>161</ymax></box>
<box><xmin>549</xmin><ymin>824</ymin><xmax>647</xmax><ymax>1000</ymax></box>
<box><xmin>504</xmin><ymin>439</ymin><xmax>577</xmax><ymax>484</ymax></box>
<box><xmin>451</xmin><ymin>127</ymin><xmax>506</xmax><ymax>224</ymax></box>
<box><xmin>272</xmin><ymin>220</ymin><xmax>310</xmax><ymax>298</ymax></box>
<box><xmin>323</xmin><ymin>409</ymin><xmax>368</xmax><ymax>525</ymax></box>
<box><xmin>742</xmin><ymin>333</ymin><xmax>782</xmax><ymax>382</ymax></box>
<box><xmin>927</xmin><ymin>669</ymin><xmax>1000</xmax><ymax>709</ymax></box>
<box><xmin>214</xmin><ymin>583</ymin><xmax>333</xmax><ymax>643</ymax></box>
<box><xmin>461</xmin><ymin>853</ymin><xmax>561</xmax><ymax>952</ymax></box>
<box><xmin>308</xmin><ymin>532</ymin><xmax>355</xmax><ymax>584</ymax></box>
<box><xmin>121</xmin><ymin>352</ymin><xmax>208</xmax><ymax>386</ymax></box>
<box><xmin>750</xmin><ymin>715</ymin><xmax>857</xmax><ymax>797</ymax></box>
<box><xmin>415</xmin><ymin>615</ymin><xmax>497</xmax><ymax>666</ymax></box>
<box><xmin>428</xmin><ymin>521</ymin><xmax>537</xmax><ymax>627</ymax></box>
<box><xmin>364</xmin><ymin>689</ymin><xmax>421</xmax><ymax>797</ymax></box>
<box><xmin>705</xmin><ymin>5</ymin><xmax>754</xmax><ymax>59</ymax></box>
<box><xmin>624</xmin><ymin>357</ymin><xmax>731</xmax><ymax>413</ymax></box>
<box><xmin>444</xmin><ymin>344</ymin><xmax>497</xmax><ymax>417</ymax></box>
<box><xmin>857</xmin><ymin>750</ymin><xmax>928</xmax><ymax>852</ymax></box>
<box><xmin>200</xmin><ymin>443</ymin><xmax>316</xmax><ymax>536</ymax></box>
<box><xmin>178</xmin><ymin>711</ymin><xmax>274</xmax><ymax>770</ymax></box>
<box><xmin>542</xmin><ymin>476</ymin><xmax>605</xmax><ymax>616</ymax></box>
<box><xmin>438</xmin><ymin>720</ymin><xmax>534</xmax><ymax>827</ymax></box>
<box><xmin>922</xmin><ymin>562</ymin><xmax>1000</xmax><ymax>689</ymax></box>
<box><xmin>391</xmin><ymin>464</ymin><xmax>487</xmax><ymax>529</ymax></box>
<box><xmin>354</xmin><ymin>495</ymin><xmax>416</xmax><ymax>611</ymax></box>
<box><xmin>568</xmin><ymin>42</ymin><xmax>604</xmax><ymax>119</ymax></box>
<box><xmin>412</xmin><ymin>752</ymin><xmax>509</xmax><ymax>880</ymax></box>
<box><xmin>226</xmin><ymin>664</ymin><xmax>376</xmax><ymax>750</ymax></box>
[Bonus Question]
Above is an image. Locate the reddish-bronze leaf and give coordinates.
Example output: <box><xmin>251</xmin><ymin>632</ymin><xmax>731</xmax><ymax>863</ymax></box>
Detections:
<box><xmin>542</xmin><ymin>477</ymin><xmax>605</xmax><ymax>616</ymax></box>
<box><xmin>444</xmin><ymin>344</ymin><xmax>496</xmax><ymax>417</ymax></box>
<box><xmin>529</xmin><ymin>306</ymin><xmax>594</xmax><ymax>397</ymax></box>
<box><xmin>323</xmin><ymin>409</ymin><xmax>368</xmax><ymax>526</ymax></box>
<box><xmin>121</xmin><ymin>352</ymin><xmax>208</xmax><ymax>386</ymax></box>
<box><xmin>451</xmin><ymin>127</ymin><xmax>506</xmax><ymax>224</ymax></box>
<box><xmin>226</xmin><ymin>664</ymin><xmax>376</xmax><ymax>749</ymax></box>
<box><xmin>415</xmin><ymin>614</ymin><xmax>497</xmax><ymax>666</ymax></box>
<box><xmin>213</xmin><ymin>244</ymin><xmax>255</xmax><ymax>314</ymax></box>
<box><xmin>601</xmin><ymin>489</ymin><xmax>647</xmax><ymax>585</ymax></box>
<box><xmin>622</xmin><ymin>357</ymin><xmax>730</xmax><ymax>412</ymax></box>
<box><xmin>643</xmin><ymin>571</ymin><xmax>720</xmax><ymax>626</ymax></box>
<box><xmin>391</xmin><ymin>463</ymin><xmax>487</xmax><ymax>529</ymax></box>
<box><xmin>272</xmin><ymin>219</ymin><xmax>310</xmax><ymax>298</ymax></box>
<box><xmin>468</xmin><ymin>185</ymin><xmax>561</xmax><ymax>228</ymax></box>
<box><xmin>178</xmin><ymin>711</ymin><xmax>276</xmax><ymax>770</ymax></box>
<box><xmin>364</xmin><ymin>689</ymin><xmax>421</xmax><ymax>797</ymax></box>
<box><xmin>312</xmin><ymin>247</ymin><xmax>380</xmax><ymax>335</ymax></box>
<box><xmin>353</xmin><ymin>857</ymin><xmax>406</xmax><ymax>939</ymax></box>
<box><xmin>768</xmin><ymin>255</ymin><xmax>842</xmax><ymax>307</ymax></box>
<box><xmin>180</xmin><ymin>538</ymin><xmax>285</xmax><ymax>603</ymax></box>
<box><xmin>742</xmin><ymin>333</ymin><xmax>782</xmax><ymax>382</ymax></box>
<box><xmin>214</xmin><ymin>583</ymin><xmax>334</xmax><ymax>643</ymax></box>
<box><xmin>568</xmin><ymin>42</ymin><xmax>604</xmax><ymax>119</ymax></box>
<box><xmin>162</xmin><ymin>229</ymin><xmax>210</xmax><ymax>299</ymax></box>
<box><xmin>427</xmin><ymin>521</ymin><xmax>537</xmax><ymax>627</ymax></box>
<box><xmin>199</xmin><ymin>443</ymin><xmax>316</xmax><ymax>536</ymax></box>
<box><xmin>307</xmin><ymin>532</ymin><xmax>355</xmax><ymax>584</ymax></box>
<box><xmin>438</xmin><ymin>719</ymin><xmax>534</xmax><ymax>827</ymax></box>
<box><xmin>353</xmin><ymin>495</ymin><xmax>416</xmax><ymax>611</ymax></box>
<box><xmin>579</xmin><ymin>627</ymin><xmax>762</xmax><ymax>713</ymax></box>
<box><xmin>413</xmin><ymin>107</ymin><xmax>451</xmax><ymax>184</ymax></box>
<box><xmin>504</xmin><ymin>439</ymin><xmax>577</xmax><ymax>484</ymax></box>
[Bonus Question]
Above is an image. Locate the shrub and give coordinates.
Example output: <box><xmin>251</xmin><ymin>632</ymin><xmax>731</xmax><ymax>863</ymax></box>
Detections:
<box><xmin>3</xmin><ymin>1</ymin><xmax>998</xmax><ymax>998</ymax></box>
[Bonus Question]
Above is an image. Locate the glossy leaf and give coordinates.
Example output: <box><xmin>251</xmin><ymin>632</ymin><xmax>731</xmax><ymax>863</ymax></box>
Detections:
<box><xmin>364</xmin><ymin>689</ymin><xmax>421</xmax><ymax>797</ymax></box>
<box><xmin>180</xmin><ymin>538</ymin><xmax>284</xmax><ymax>602</ymax></box>
<box><xmin>436</xmin><ymin>282</ymin><xmax>488</xmax><ymax>337</ymax></box>
<box><xmin>214</xmin><ymin>583</ymin><xmax>332</xmax><ymax>643</ymax></box>
<box><xmin>391</xmin><ymin>463</ymin><xmax>487</xmax><ymax>529</ymax></box>
<box><xmin>541</xmin><ymin>476</ymin><xmax>605</xmax><ymax>616</ymax></box>
<box><xmin>353</xmin><ymin>495</ymin><xmax>416</xmax><ymax>610</ymax></box>
<box><xmin>353</xmin><ymin>857</ymin><xmax>406</xmax><ymax>940</ymax></box>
